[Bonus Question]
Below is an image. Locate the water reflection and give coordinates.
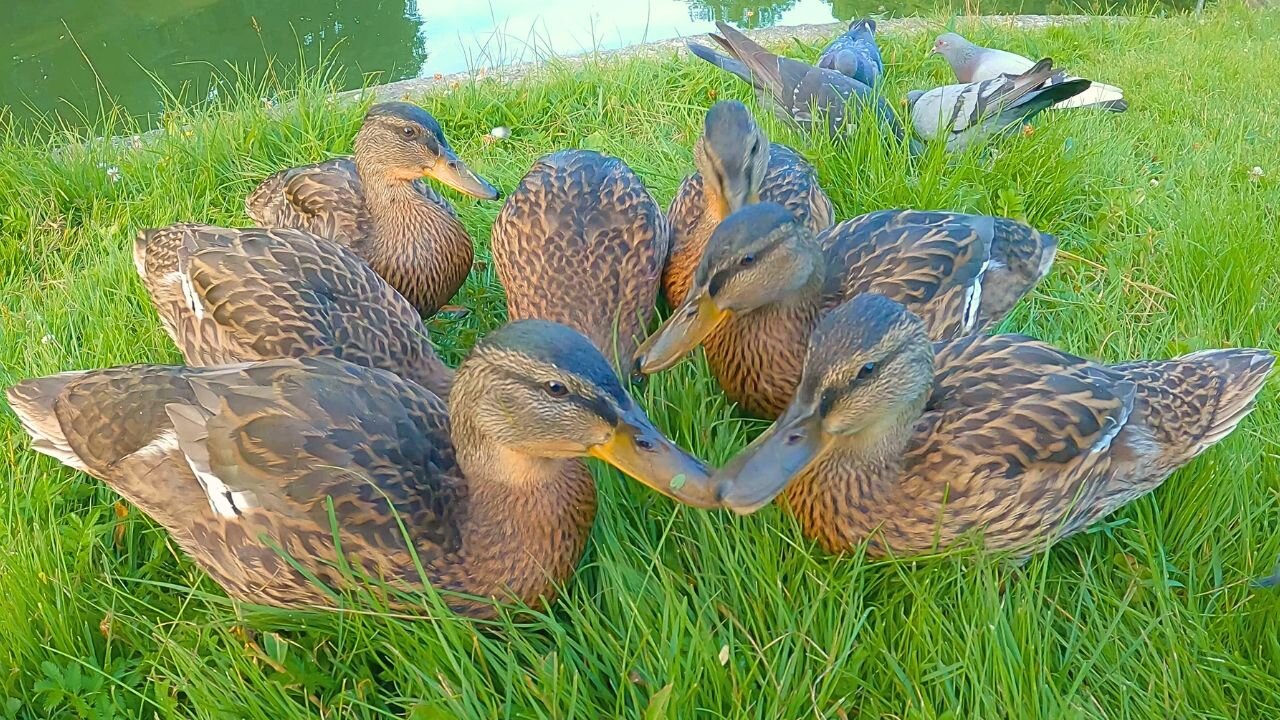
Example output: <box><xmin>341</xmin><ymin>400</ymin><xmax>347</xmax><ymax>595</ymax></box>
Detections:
<box><xmin>2</xmin><ymin>0</ymin><xmax>425</xmax><ymax>123</ymax></box>
<box><xmin>409</xmin><ymin>0</ymin><xmax>834</xmax><ymax>77</ymax></box>
<box><xmin>1</xmin><ymin>0</ymin><xmax>1190</xmax><ymax>126</ymax></box>
<box><xmin>685</xmin><ymin>0</ymin><xmax>801</xmax><ymax>29</ymax></box>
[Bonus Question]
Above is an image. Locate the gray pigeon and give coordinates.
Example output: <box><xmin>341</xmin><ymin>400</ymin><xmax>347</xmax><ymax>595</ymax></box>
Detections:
<box><xmin>906</xmin><ymin>58</ymin><xmax>1092</xmax><ymax>153</ymax></box>
<box><xmin>933</xmin><ymin>32</ymin><xmax>1127</xmax><ymax>112</ymax></box>
<box><xmin>816</xmin><ymin>18</ymin><xmax>884</xmax><ymax>89</ymax></box>
<box><xmin>687</xmin><ymin>21</ymin><xmax>904</xmax><ymax>142</ymax></box>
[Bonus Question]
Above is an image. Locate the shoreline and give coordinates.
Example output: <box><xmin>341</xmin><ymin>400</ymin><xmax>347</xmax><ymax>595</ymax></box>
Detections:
<box><xmin>56</xmin><ymin>14</ymin><xmax>1112</xmax><ymax>156</ymax></box>
<box><xmin>347</xmin><ymin>14</ymin><xmax>1103</xmax><ymax>103</ymax></box>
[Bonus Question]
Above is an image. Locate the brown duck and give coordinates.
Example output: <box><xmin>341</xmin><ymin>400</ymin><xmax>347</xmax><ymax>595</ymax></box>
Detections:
<box><xmin>664</xmin><ymin>100</ymin><xmax>833</xmax><ymax>306</ymax></box>
<box><xmin>246</xmin><ymin>102</ymin><xmax>499</xmax><ymax>316</ymax></box>
<box><xmin>714</xmin><ymin>293</ymin><xmax>1274</xmax><ymax>557</ymax></box>
<box><xmin>7</xmin><ymin>321</ymin><xmax>718</xmax><ymax>617</ymax></box>
<box><xmin>133</xmin><ymin>223</ymin><xmax>453</xmax><ymax>400</ymax></box>
<box><xmin>491</xmin><ymin>149</ymin><xmax>669</xmax><ymax>369</ymax></box>
<box><xmin>634</xmin><ymin>202</ymin><xmax>1057</xmax><ymax>418</ymax></box>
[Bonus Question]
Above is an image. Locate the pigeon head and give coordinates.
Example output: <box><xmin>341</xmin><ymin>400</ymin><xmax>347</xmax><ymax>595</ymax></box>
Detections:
<box><xmin>932</xmin><ymin>32</ymin><xmax>976</xmax><ymax>65</ymax></box>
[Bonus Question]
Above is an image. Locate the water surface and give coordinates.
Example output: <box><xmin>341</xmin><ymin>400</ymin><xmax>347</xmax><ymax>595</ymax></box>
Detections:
<box><xmin>1</xmin><ymin>0</ymin><xmax>1186</xmax><ymax>126</ymax></box>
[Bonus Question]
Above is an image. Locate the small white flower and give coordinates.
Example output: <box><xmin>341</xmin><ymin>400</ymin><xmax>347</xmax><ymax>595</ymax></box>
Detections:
<box><xmin>41</xmin><ymin>334</ymin><xmax>55</xmax><ymax>344</ymax></box>
<box><xmin>1149</xmin><ymin>178</ymin><xmax>1159</xmax><ymax>187</ymax></box>
<box><xmin>106</xmin><ymin>166</ymin><xmax>121</xmax><ymax>183</ymax></box>
<box><xmin>489</xmin><ymin>126</ymin><xmax>510</xmax><ymax>140</ymax></box>
<box><xmin>1248</xmin><ymin>166</ymin><xmax>1264</xmax><ymax>183</ymax></box>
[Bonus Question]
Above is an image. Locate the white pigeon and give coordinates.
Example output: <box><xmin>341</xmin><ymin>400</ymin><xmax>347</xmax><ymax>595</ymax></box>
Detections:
<box><xmin>933</xmin><ymin>32</ymin><xmax>1127</xmax><ymax>112</ymax></box>
<box><xmin>906</xmin><ymin>57</ymin><xmax>1092</xmax><ymax>153</ymax></box>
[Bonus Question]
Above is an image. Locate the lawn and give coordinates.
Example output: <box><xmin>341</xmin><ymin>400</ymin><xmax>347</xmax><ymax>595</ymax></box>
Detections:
<box><xmin>2</xmin><ymin>6</ymin><xmax>1279</xmax><ymax>718</ymax></box>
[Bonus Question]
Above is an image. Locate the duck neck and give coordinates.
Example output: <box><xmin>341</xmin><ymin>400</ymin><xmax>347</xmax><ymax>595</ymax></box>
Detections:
<box><xmin>353</xmin><ymin>149</ymin><xmax>472</xmax><ymax>314</ymax></box>
<box><xmin>356</xmin><ymin>166</ymin><xmax>448</xmax><ymax>241</ymax></box>
<box><xmin>351</xmin><ymin>128</ymin><xmax>457</xmax><ymax>247</ymax></box>
<box><xmin>702</xmin><ymin>244</ymin><xmax>827</xmax><ymax>419</ymax></box>
<box><xmin>702</xmin><ymin>177</ymin><xmax>736</xmax><ymax>223</ymax></box>
<box><xmin>445</xmin><ymin>376</ymin><xmax>597</xmax><ymax>604</ymax></box>
<box><xmin>784</xmin><ymin>385</ymin><xmax>930</xmax><ymax>554</ymax></box>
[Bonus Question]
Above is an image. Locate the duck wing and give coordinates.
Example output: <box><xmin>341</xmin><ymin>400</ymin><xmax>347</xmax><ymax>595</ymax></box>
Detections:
<box><xmin>133</xmin><ymin>224</ymin><xmax>452</xmax><ymax>398</ymax></box>
<box><xmin>6</xmin><ymin>358</ymin><xmax>464</xmax><ymax>607</ymax></box>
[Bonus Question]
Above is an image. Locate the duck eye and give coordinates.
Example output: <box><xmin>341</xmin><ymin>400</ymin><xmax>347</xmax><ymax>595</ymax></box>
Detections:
<box><xmin>543</xmin><ymin>380</ymin><xmax>568</xmax><ymax>398</ymax></box>
<box><xmin>739</xmin><ymin>254</ymin><xmax>756</xmax><ymax>267</ymax></box>
<box><xmin>857</xmin><ymin>362</ymin><xmax>877</xmax><ymax>380</ymax></box>
<box><xmin>401</xmin><ymin>126</ymin><xmax>418</xmax><ymax>139</ymax></box>
<box><xmin>818</xmin><ymin>389</ymin><xmax>837</xmax><ymax>416</ymax></box>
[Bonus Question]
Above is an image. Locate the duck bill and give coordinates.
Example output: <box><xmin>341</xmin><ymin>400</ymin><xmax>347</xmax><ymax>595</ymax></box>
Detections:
<box><xmin>721</xmin><ymin>181</ymin><xmax>760</xmax><ymax>215</ymax></box>
<box><xmin>427</xmin><ymin>147</ymin><xmax>500</xmax><ymax>200</ymax></box>
<box><xmin>588</xmin><ymin>405</ymin><xmax>718</xmax><ymax>509</ymax></box>
<box><xmin>712</xmin><ymin>403</ymin><xmax>829</xmax><ymax>515</ymax></box>
<box><xmin>632</xmin><ymin>293</ymin><xmax>729</xmax><ymax>376</ymax></box>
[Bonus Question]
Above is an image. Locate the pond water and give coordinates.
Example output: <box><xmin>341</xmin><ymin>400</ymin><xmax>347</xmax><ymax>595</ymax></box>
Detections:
<box><xmin>3</xmin><ymin>0</ymin><xmax>1188</xmax><ymax>126</ymax></box>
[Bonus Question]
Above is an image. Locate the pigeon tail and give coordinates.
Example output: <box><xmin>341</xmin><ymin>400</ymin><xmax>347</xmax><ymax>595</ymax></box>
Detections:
<box><xmin>687</xmin><ymin>42</ymin><xmax>755</xmax><ymax>88</ymax></box>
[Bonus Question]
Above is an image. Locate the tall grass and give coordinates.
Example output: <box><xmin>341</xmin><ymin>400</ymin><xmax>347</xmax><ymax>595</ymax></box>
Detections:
<box><xmin>1</xmin><ymin>7</ymin><xmax>1278</xmax><ymax>718</ymax></box>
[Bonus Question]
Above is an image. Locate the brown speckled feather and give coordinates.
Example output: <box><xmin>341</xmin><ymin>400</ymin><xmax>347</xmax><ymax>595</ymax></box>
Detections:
<box><xmin>783</xmin><ymin>332</ymin><xmax>1274</xmax><ymax>556</ymax></box>
<box><xmin>246</xmin><ymin>157</ymin><xmax>471</xmax><ymax>316</ymax></box>
<box><xmin>247</xmin><ymin>158</ymin><xmax>456</xmax><ymax>244</ymax></box>
<box><xmin>664</xmin><ymin>144</ymin><xmax>833</xmax><ymax>306</ymax></box>
<box><xmin>491</xmin><ymin>150</ymin><xmax>667</xmax><ymax>368</ymax></box>
<box><xmin>822</xmin><ymin>209</ymin><xmax>1056</xmax><ymax>335</ymax></box>
<box><xmin>5</xmin><ymin>358</ymin><xmax>596</xmax><ymax>617</ymax></box>
<box><xmin>133</xmin><ymin>224</ymin><xmax>452</xmax><ymax>399</ymax></box>
<box><xmin>703</xmin><ymin>209</ymin><xmax>1056</xmax><ymax>418</ymax></box>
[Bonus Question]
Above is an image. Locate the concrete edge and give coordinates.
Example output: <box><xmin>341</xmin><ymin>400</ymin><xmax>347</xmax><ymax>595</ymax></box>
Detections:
<box><xmin>347</xmin><ymin>14</ymin><xmax>1104</xmax><ymax>103</ymax></box>
<box><xmin>54</xmin><ymin>14</ymin><xmax>1117</xmax><ymax>157</ymax></box>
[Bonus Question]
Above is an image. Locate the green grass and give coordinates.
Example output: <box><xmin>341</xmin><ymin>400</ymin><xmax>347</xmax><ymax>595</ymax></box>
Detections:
<box><xmin>2</xmin><ymin>7</ymin><xmax>1280</xmax><ymax>718</ymax></box>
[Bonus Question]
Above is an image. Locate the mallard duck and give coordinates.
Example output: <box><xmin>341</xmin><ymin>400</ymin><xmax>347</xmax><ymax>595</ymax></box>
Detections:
<box><xmin>491</xmin><ymin>149</ymin><xmax>668</xmax><ymax>369</ymax></box>
<box><xmin>906</xmin><ymin>59</ymin><xmax>1090</xmax><ymax>154</ymax></box>
<box><xmin>246</xmin><ymin>102</ymin><xmax>499</xmax><ymax>316</ymax></box>
<box><xmin>817</xmin><ymin>18</ymin><xmax>883</xmax><ymax>88</ymax></box>
<box><xmin>664</xmin><ymin>100</ymin><xmax>833</xmax><ymax>307</ymax></box>
<box><xmin>713</xmin><ymin>293</ymin><xmax>1275</xmax><ymax>556</ymax></box>
<box><xmin>687</xmin><ymin>21</ymin><xmax>903</xmax><ymax>141</ymax></box>
<box><xmin>6</xmin><ymin>320</ymin><xmax>718</xmax><ymax>617</ymax></box>
<box><xmin>933</xmin><ymin>32</ymin><xmax>1127</xmax><ymax>112</ymax></box>
<box><xmin>133</xmin><ymin>223</ymin><xmax>453</xmax><ymax>400</ymax></box>
<box><xmin>634</xmin><ymin>202</ymin><xmax>1056</xmax><ymax>418</ymax></box>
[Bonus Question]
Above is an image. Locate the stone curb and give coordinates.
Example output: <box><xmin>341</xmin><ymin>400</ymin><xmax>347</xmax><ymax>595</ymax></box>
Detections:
<box><xmin>55</xmin><ymin>14</ymin><xmax>1116</xmax><ymax>157</ymax></box>
<box><xmin>347</xmin><ymin>15</ymin><xmax>1103</xmax><ymax>102</ymax></box>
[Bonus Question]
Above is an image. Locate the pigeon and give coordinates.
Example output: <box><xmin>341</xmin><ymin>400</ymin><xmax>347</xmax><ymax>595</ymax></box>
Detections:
<box><xmin>906</xmin><ymin>57</ymin><xmax>1091</xmax><ymax>153</ymax></box>
<box><xmin>687</xmin><ymin>21</ymin><xmax>904</xmax><ymax>142</ymax></box>
<box><xmin>816</xmin><ymin>18</ymin><xmax>884</xmax><ymax>89</ymax></box>
<box><xmin>1256</xmin><ymin>561</ymin><xmax>1280</xmax><ymax>590</ymax></box>
<box><xmin>933</xmin><ymin>32</ymin><xmax>1127</xmax><ymax>112</ymax></box>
